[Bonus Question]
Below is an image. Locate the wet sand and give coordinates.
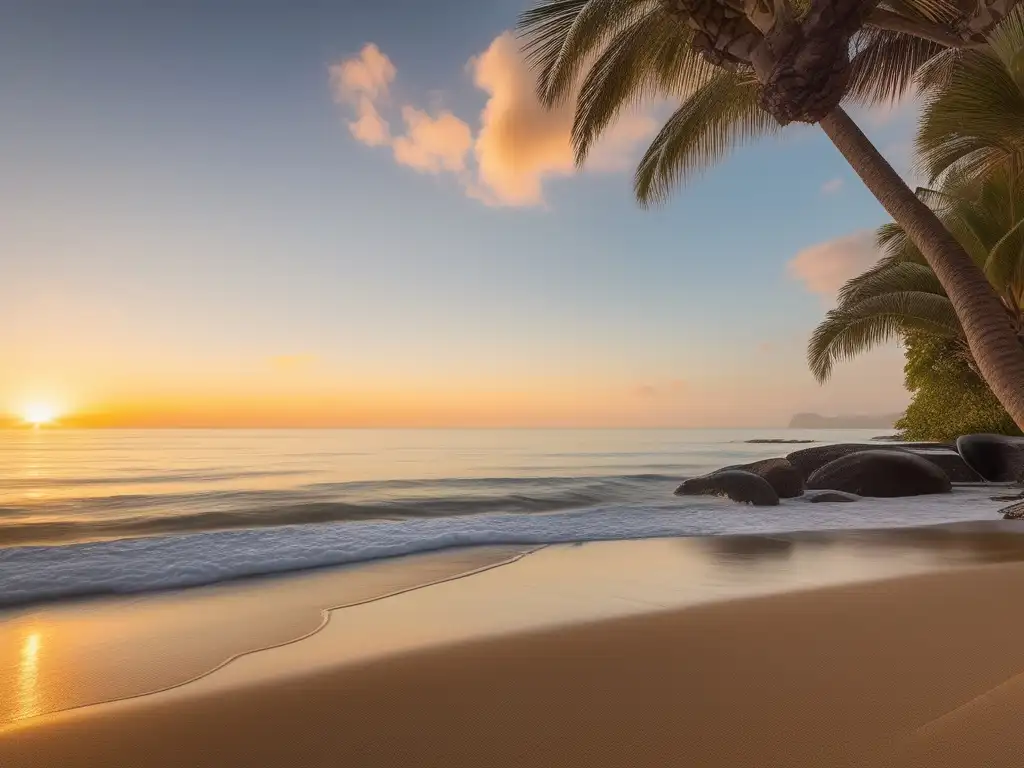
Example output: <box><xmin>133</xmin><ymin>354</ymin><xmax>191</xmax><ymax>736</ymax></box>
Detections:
<box><xmin>4</xmin><ymin>528</ymin><xmax>1024</xmax><ymax>766</ymax></box>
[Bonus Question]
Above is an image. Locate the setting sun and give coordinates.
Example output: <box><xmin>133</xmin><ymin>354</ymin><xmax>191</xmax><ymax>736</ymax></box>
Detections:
<box><xmin>21</xmin><ymin>403</ymin><xmax>60</xmax><ymax>426</ymax></box>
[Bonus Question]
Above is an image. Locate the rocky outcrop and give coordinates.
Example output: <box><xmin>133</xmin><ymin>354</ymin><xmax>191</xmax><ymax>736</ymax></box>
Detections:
<box><xmin>1001</xmin><ymin>500</ymin><xmax>1024</xmax><ymax>519</ymax></box>
<box><xmin>909</xmin><ymin>450</ymin><xmax>984</xmax><ymax>483</ymax></box>
<box><xmin>803</xmin><ymin>490</ymin><xmax>861</xmax><ymax>503</ymax></box>
<box><xmin>675</xmin><ymin>470</ymin><xmax>780</xmax><ymax>507</ymax></box>
<box><xmin>719</xmin><ymin>458</ymin><xmax>804</xmax><ymax>498</ymax></box>
<box><xmin>956</xmin><ymin>434</ymin><xmax>1024</xmax><ymax>483</ymax></box>
<box><xmin>787</xmin><ymin>443</ymin><xmax>977</xmax><ymax>482</ymax></box>
<box><xmin>788</xmin><ymin>444</ymin><xmax>883</xmax><ymax>478</ymax></box>
<box><xmin>806</xmin><ymin>450</ymin><xmax>952</xmax><ymax>497</ymax></box>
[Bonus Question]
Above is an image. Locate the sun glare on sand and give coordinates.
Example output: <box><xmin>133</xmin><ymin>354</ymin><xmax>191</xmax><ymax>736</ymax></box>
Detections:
<box><xmin>21</xmin><ymin>403</ymin><xmax>61</xmax><ymax>426</ymax></box>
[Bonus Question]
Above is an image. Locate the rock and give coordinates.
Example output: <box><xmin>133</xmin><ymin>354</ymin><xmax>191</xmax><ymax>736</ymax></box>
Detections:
<box><xmin>675</xmin><ymin>470</ymin><xmax>780</xmax><ymax>507</ymax></box>
<box><xmin>806</xmin><ymin>450</ymin><xmax>952</xmax><ymax>497</ymax></box>
<box><xmin>787</xmin><ymin>443</ymin><xmax>977</xmax><ymax>482</ymax></box>
<box><xmin>719</xmin><ymin>458</ymin><xmax>804</xmax><ymax>498</ymax></box>
<box><xmin>956</xmin><ymin>434</ymin><xmax>1024</xmax><ymax>482</ymax></box>
<box><xmin>909</xmin><ymin>450</ymin><xmax>984</xmax><ymax>482</ymax></box>
<box><xmin>804</xmin><ymin>490</ymin><xmax>861</xmax><ymax>503</ymax></box>
<box><xmin>744</xmin><ymin>439</ymin><xmax>816</xmax><ymax>444</ymax></box>
<box><xmin>787</xmin><ymin>444</ymin><xmax>884</xmax><ymax>479</ymax></box>
<box><xmin>1002</xmin><ymin>500</ymin><xmax>1024</xmax><ymax>519</ymax></box>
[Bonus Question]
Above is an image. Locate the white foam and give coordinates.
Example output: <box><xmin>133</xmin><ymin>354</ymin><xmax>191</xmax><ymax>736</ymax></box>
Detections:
<box><xmin>0</xmin><ymin>487</ymin><xmax>1016</xmax><ymax>607</ymax></box>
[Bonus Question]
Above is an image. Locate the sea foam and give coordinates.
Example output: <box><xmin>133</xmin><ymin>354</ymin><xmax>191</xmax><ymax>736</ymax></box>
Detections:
<box><xmin>0</xmin><ymin>487</ymin><xmax>1010</xmax><ymax>608</ymax></box>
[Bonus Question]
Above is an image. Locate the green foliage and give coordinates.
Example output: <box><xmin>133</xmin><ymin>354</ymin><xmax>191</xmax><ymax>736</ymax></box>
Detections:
<box><xmin>916</xmin><ymin>4</ymin><xmax>1024</xmax><ymax>183</ymax></box>
<box><xmin>895</xmin><ymin>334</ymin><xmax>1022</xmax><ymax>441</ymax></box>
<box><xmin>807</xmin><ymin>167</ymin><xmax>1024</xmax><ymax>382</ymax></box>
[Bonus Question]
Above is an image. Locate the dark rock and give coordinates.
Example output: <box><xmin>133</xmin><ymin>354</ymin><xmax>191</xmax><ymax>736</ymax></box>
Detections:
<box><xmin>956</xmin><ymin>434</ymin><xmax>1024</xmax><ymax>483</ymax></box>
<box><xmin>806</xmin><ymin>450</ymin><xmax>952</xmax><ymax>497</ymax></box>
<box><xmin>1002</xmin><ymin>500</ymin><xmax>1024</xmax><ymax>519</ymax></box>
<box><xmin>787</xmin><ymin>444</ymin><xmax>883</xmax><ymax>479</ymax></box>
<box><xmin>909</xmin><ymin>450</ymin><xmax>984</xmax><ymax>483</ymax></box>
<box><xmin>744</xmin><ymin>439</ymin><xmax>816</xmax><ymax>444</ymax></box>
<box><xmin>675</xmin><ymin>470</ymin><xmax>780</xmax><ymax>507</ymax></box>
<box><xmin>719</xmin><ymin>458</ymin><xmax>804</xmax><ymax>498</ymax></box>
<box><xmin>804</xmin><ymin>490</ymin><xmax>861</xmax><ymax>503</ymax></box>
<box><xmin>787</xmin><ymin>443</ymin><xmax>977</xmax><ymax>482</ymax></box>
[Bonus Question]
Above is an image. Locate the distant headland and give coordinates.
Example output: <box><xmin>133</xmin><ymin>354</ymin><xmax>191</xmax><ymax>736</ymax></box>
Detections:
<box><xmin>788</xmin><ymin>412</ymin><xmax>903</xmax><ymax>429</ymax></box>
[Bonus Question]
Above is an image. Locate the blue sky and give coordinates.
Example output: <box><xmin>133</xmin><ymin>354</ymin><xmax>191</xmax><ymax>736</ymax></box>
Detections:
<box><xmin>2</xmin><ymin>1</ymin><xmax>917</xmax><ymax>427</ymax></box>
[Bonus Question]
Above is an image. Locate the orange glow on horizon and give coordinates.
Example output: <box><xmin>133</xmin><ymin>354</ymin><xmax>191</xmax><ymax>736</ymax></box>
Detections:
<box><xmin>19</xmin><ymin>402</ymin><xmax>62</xmax><ymax>427</ymax></box>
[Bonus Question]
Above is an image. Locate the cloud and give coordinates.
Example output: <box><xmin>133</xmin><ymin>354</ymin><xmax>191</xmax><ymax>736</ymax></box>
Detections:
<box><xmin>392</xmin><ymin>107</ymin><xmax>473</xmax><ymax>173</ymax></box>
<box><xmin>329</xmin><ymin>34</ymin><xmax>657</xmax><ymax>207</ymax></box>
<box><xmin>787</xmin><ymin>231</ymin><xmax>879</xmax><ymax>298</ymax></box>
<box><xmin>349</xmin><ymin>97</ymin><xmax>391</xmax><ymax>146</ymax></box>
<box><xmin>329</xmin><ymin>43</ymin><xmax>396</xmax><ymax>101</ymax></box>
<box><xmin>330</xmin><ymin>45</ymin><xmax>398</xmax><ymax>147</ymax></box>
<box><xmin>820</xmin><ymin>177</ymin><xmax>844</xmax><ymax>195</ymax></box>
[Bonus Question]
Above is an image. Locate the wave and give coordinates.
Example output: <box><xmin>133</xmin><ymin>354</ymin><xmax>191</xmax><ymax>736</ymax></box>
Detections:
<box><xmin>0</xmin><ymin>474</ymin><xmax>682</xmax><ymax>546</ymax></box>
<box><xmin>0</xmin><ymin>486</ymin><xmax>1009</xmax><ymax>608</ymax></box>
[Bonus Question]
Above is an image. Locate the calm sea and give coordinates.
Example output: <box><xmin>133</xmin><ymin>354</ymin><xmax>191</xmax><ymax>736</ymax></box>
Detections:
<box><xmin>0</xmin><ymin>428</ymin><xmax>1007</xmax><ymax>606</ymax></box>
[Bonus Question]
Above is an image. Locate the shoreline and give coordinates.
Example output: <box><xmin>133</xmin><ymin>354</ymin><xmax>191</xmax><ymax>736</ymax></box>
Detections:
<box><xmin>2</xmin><ymin>522</ymin><xmax>1024</xmax><ymax>728</ymax></box>
<box><xmin>5</xmin><ymin>549</ymin><xmax>1024</xmax><ymax>766</ymax></box>
<box><xmin>3</xmin><ymin>481</ymin><xmax>1019</xmax><ymax>609</ymax></box>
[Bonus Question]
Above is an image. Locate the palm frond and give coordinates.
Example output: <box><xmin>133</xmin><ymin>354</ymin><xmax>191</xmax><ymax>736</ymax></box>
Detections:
<box><xmin>633</xmin><ymin>71</ymin><xmax>778</xmax><ymax>206</ymax></box>
<box><xmin>847</xmin><ymin>27</ymin><xmax>945</xmax><ymax>104</ymax></box>
<box><xmin>986</xmin><ymin>1</ymin><xmax>1024</xmax><ymax>92</ymax></box>
<box><xmin>916</xmin><ymin>48</ymin><xmax>1024</xmax><ymax>181</ymax></box>
<box><xmin>518</xmin><ymin>0</ymin><xmax>653</xmax><ymax>107</ymax></box>
<box><xmin>985</xmin><ymin>215</ymin><xmax>1024</xmax><ymax>288</ymax></box>
<box><xmin>571</xmin><ymin>7</ymin><xmax>714</xmax><ymax>163</ymax></box>
<box><xmin>838</xmin><ymin>262</ymin><xmax>946</xmax><ymax>306</ymax></box>
<box><xmin>876</xmin><ymin>221</ymin><xmax>926</xmax><ymax>263</ymax></box>
<box><xmin>808</xmin><ymin>292</ymin><xmax>962</xmax><ymax>382</ymax></box>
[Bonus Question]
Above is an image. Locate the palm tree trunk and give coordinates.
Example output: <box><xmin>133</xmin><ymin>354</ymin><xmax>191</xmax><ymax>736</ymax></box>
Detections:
<box><xmin>818</xmin><ymin>106</ymin><xmax>1024</xmax><ymax>428</ymax></box>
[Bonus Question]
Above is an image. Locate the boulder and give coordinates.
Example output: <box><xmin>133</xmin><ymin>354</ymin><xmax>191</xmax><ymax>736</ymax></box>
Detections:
<box><xmin>787</xmin><ymin>443</ymin><xmax>978</xmax><ymax>482</ymax></box>
<box><xmin>1001</xmin><ymin>500</ymin><xmax>1024</xmax><ymax>519</ymax></box>
<box><xmin>675</xmin><ymin>470</ymin><xmax>780</xmax><ymax>506</ymax></box>
<box><xmin>719</xmin><ymin>458</ymin><xmax>804</xmax><ymax>498</ymax></box>
<box><xmin>956</xmin><ymin>434</ymin><xmax>1024</xmax><ymax>483</ymax></box>
<box><xmin>908</xmin><ymin>450</ymin><xmax>984</xmax><ymax>483</ymax></box>
<box><xmin>806</xmin><ymin>450</ymin><xmax>952</xmax><ymax>497</ymax></box>
<box><xmin>803</xmin><ymin>490</ymin><xmax>861</xmax><ymax>503</ymax></box>
<box><xmin>787</xmin><ymin>444</ymin><xmax>885</xmax><ymax>479</ymax></box>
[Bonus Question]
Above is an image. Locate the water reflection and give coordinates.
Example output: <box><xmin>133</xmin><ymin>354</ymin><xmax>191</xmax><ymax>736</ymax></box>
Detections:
<box><xmin>692</xmin><ymin>527</ymin><xmax>1024</xmax><ymax>569</ymax></box>
<box><xmin>17</xmin><ymin>632</ymin><xmax>41</xmax><ymax>720</ymax></box>
<box><xmin>697</xmin><ymin>535</ymin><xmax>795</xmax><ymax>562</ymax></box>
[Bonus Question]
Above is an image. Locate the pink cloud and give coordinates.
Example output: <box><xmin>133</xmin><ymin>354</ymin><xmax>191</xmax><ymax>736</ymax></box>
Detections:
<box><xmin>787</xmin><ymin>231</ymin><xmax>879</xmax><ymax>298</ymax></box>
<box><xmin>329</xmin><ymin>43</ymin><xmax>396</xmax><ymax>101</ymax></box>
<box><xmin>392</xmin><ymin>107</ymin><xmax>472</xmax><ymax>173</ymax></box>
<box><xmin>329</xmin><ymin>34</ymin><xmax>658</xmax><ymax>207</ymax></box>
<box><xmin>349</xmin><ymin>97</ymin><xmax>390</xmax><ymax>146</ymax></box>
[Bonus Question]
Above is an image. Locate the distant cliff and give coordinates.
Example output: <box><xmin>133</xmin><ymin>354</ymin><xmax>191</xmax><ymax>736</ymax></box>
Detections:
<box><xmin>788</xmin><ymin>412</ymin><xmax>903</xmax><ymax>429</ymax></box>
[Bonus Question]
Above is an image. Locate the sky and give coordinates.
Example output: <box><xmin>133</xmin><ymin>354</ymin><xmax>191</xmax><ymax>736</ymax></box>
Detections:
<box><xmin>1</xmin><ymin>1</ymin><xmax>922</xmax><ymax>428</ymax></box>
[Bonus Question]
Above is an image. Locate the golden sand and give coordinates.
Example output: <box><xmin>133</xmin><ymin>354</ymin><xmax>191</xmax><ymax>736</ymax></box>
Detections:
<box><xmin>4</xmin><ymin>532</ymin><xmax>1024</xmax><ymax>767</ymax></box>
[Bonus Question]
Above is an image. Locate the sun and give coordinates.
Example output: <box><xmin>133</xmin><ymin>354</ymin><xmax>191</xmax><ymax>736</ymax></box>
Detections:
<box><xmin>21</xmin><ymin>403</ymin><xmax>60</xmax><ymax>426</ymax></box>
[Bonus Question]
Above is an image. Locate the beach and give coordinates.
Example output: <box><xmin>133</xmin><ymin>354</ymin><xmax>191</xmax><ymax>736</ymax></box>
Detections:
<box><xmin>4</xmin><ymin>527</ymin><xmax>1024</xmax><ymax>767</ymax></box>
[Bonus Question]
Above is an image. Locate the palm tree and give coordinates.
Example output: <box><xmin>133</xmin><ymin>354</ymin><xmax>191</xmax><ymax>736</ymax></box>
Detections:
<box><xmin>916</xmin><ymin>6</ymin><xmax>1024</xmax><ymax>182</ymax></box>
<box><xmin>808</xmin><ymin>167</ymin><xmax>1024</xmax><ymax>380</ymax></box>
<box><xmin>517</xmin><ymin>0</ymin><xmax>1024</xmax><ymax>427</ymax></box>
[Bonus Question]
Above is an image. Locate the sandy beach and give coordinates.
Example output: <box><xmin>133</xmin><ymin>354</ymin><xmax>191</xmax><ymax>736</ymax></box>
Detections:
<box><xmin>2</xmin><ymin>529</ymin><xmax>1024</xmax><ymax>767</ymax></box>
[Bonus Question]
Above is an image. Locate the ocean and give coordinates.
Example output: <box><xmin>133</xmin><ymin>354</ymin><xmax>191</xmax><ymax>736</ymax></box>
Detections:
<box><xmin>0</xmin><ymin>428</ymin><xmax>1010</xmax><ymax>606</ymax></box>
